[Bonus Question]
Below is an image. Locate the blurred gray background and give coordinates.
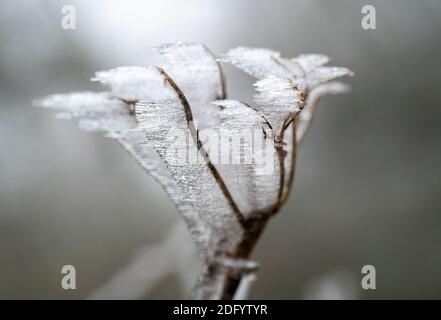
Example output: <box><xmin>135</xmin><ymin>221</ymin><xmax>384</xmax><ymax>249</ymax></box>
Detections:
<box><xmin>0</xmin><ymin>0</ymin><xmax>440</xmax><ymax>299</ymax></box>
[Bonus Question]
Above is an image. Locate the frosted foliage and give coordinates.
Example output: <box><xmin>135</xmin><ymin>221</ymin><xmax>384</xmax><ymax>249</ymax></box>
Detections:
<box><xmin>223</xmin><ymin>47</ymin><xmax>352</xmax><ymax>92</ymax></box>
<box><xmin>221</xmin><ymin>47</ymin><xmax>292</xmax><ymax>79</ymax></box>
<box><xmin>254</xmin><ymin>76</ymin><xmax>304</xmax><ymax>134</ymax></box>
<box><xmin>36</xmin><ymin>92</ymin><xmax>135</xmax><ymax>137</ymax></box>
<box><xmin>156</xmin><ymin>42</ymin><xmax>224</xmax><ymax>104</ymax></box>
<box><xmin>34</xmin><ymin>65</ymin><xmax>244</xmax><ymax>256</ymax></box>
<box><xmin>132</xmin><ymin>68</ymin><xmax>243</xmax><ymax>254</ymax></box>
<box><xmin>118</xmin><ymin>131</ymin><xmax>209</xmax><ymax>250</ymax></box>
<box><xmin>156</xmin><ymin>43</ymin><xmax>224</xmax><ymax>129</ymax></box>
<box><xmin>92</xmin><ymin>66</ymin><xmax>177</xmax><ymax>101</ymax></box>
<box><xmin>35</xmin><ymin>89</ymin><xmax>209</xmax><ymax>250</ymax></box>
<box><xmin>211</xmin><ymin>100</ymin><xmax>280</xmax><ymax>214</ymax></box>
<box><xmin>36</xmin><ymin>66</ymin><xmax>243</xmax><ymax>254</ymax></box>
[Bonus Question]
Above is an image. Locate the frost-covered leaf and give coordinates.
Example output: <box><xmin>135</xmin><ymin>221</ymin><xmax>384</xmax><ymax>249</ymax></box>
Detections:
<box><xmin>156</xmin><ymin>42</ymin><xmax>225</xmax><ymax>104</ymax></box>
<box><xmin>34</xmin><ymin>89</ymin><xmax>209</xmax><ymax>250</ymax></box>
<box><xmin>209</xmin><ymin>100</ymin><xmax>279</xmax><ymax>215</ymax></box>
<box><xmin>223</xmin><ymin>48</ymin><xmax>351</xmax><ymax>206</ymax></box>
<box><xmin>92</xmin><ymin>66</ymin><xmax>177</xmax><ymax>101</ymax></box>
<box><xmin>223</xmin><ymin>47</ymin><xmax>352</xmax><ymax>92</ymax></box>
<box><xmin>253</xmin><ymin>76</ymin><xmax>305</xmax><ymax>134</ymax></box>
<box><xmin>35</xmin><ymin>66</ymin><xmax>244</xmax><ymax>255</ymax></box>
<box><xmin>128</xmin><ymin>66</ymin><xmax>243</xmax><ymax>255</ymax></box>
<box><xmin>35</xmin><ymin>91</ymin><xmax>135</xmax><ymax>137</ymax></box>
<box><xmin>156</xmin><ymin>42</ymin><xmax>225</xmax><ymax>129</ymax></box>
<box><xmin>221</xmin><ymin>47</ymin><xmax>292</xmax><ymax>79</ymax></box>
<box><xmin>223</xmin><ymin>46</ymin><xmax>352</xmax><ymax>153</ymax></box>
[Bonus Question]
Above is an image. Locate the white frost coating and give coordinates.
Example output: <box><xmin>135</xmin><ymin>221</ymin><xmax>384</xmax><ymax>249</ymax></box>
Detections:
<box><xmin>35</xmin><ymin>91</ymin><xmax>135</xmax><ymax>137</ymax></box>
<box><xmin>156</xmin><ymin>42</ymin><xmax>224</xmax><ymax>130</ymax></box>
<box><xmin>131</xmin><ymin>67</ymin><xmax>243</xmax><ymax>255</ymax></box>
<box><xmin>156</xmin><ymin>42</ymin><xmax>224</xmax><ymax>104</ymax></box>
<box><xmin>92</xmin><ymin>66</ymin><xmax>177</xmax><ymax>101</ymax></box>
<box><xmin>211</xmin><ymin>100</ymin><xmax>280</xmax><ymax>215</ymax></box>
<box><xmin>35</xmin><ymin>65</ymin><xmax>244</xmax><ymax>256</ymax></box>
<box><xmin>221</xmin><ymin>47</ymin><xmax>292</xmax><ymax>79</ymax></box>
<box><xmin>34</xmin><ymin>89</ymin><xmax>209</xmax><ymax>253</ymax></box>
<box><xmin>223</xmin><ymin>47</ymin><xmax>353</xmax><ymax>92</ymax></box>
<box><xmin>118</xmin><ymin>131</ymin><xmax>209</xmax><ymax>251</ymax></box>
<box><xmin>253</xmin><ymin>76</ymin><xmax>304</xmax><ymax>135</ymax></box>
<box><xmin>223</xmin><ymin>47</ymin><xmax>352</xmax><ymax>209</ymax></box>
<box><xmin>90</xmin><ymin>67</ymin><xmax>217</xmax><ymax>250</ymax></box>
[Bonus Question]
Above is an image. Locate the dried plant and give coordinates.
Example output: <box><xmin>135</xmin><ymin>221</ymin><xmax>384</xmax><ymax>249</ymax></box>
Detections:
<box><xmin>34</xmin><ymin>42</ymin><xmax>353</xmax><ymax>299</ymax></box>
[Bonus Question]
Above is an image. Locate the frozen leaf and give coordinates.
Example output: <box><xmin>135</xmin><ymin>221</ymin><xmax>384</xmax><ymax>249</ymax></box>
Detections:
<box><xmin>223</xmin><ymin>46</ymin><xmax>352</xmax><ymax>163</ymax></box>
<box><xmin>156</xmin><ymin>42</ymin><xmax>225</xmax><ymax>129</ymax></box>
<box><xmin>156</xmin><ymin>42</ymin><xmax>225</xmax><ymax>105</ymax></box>
<box><xmin>223</xmin><ymin>47</ymin><xmax>352</xmax><ymax>91</ymax></box>
<box><xmin>34</xmin><ymin>68</ymin><xmax>230</xmax><ymax>253</ymax></box>
<box><xmin>129</xmin><ymin>66</ymin><xmax>244</xmax><ymax>255</ymax></box>
<box><xmin>223</xmin><ymin>48</ymin><xmax>352</xmax><ymax>210</ymax></box>
<box><xmin>92</xmin><ymin>66</ymin><xmax>177</xmax><ymax>101</ymax></box>
<box><xmin>35</xmin><ymin>91</ymin><xmax>135</xmax><ymax>137</ymax></box>
<box><xmin>210</xmin><ymin>100</ymin><xmax>279</xmax><ymax>215</ymax></box>
<box><xmin>36</xmin><ymin>65</ymin><xmax>244</xmax><ymax>256</ymax></box>
<box><xmin>253</xmin><ymin>76</ymin><xmax>305</xmax><ymax>135</ymax></box>
<box><xmin>221</xmin><ymin>47</ymin><xmax>292</xmax><ymax>79</ymax></box>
